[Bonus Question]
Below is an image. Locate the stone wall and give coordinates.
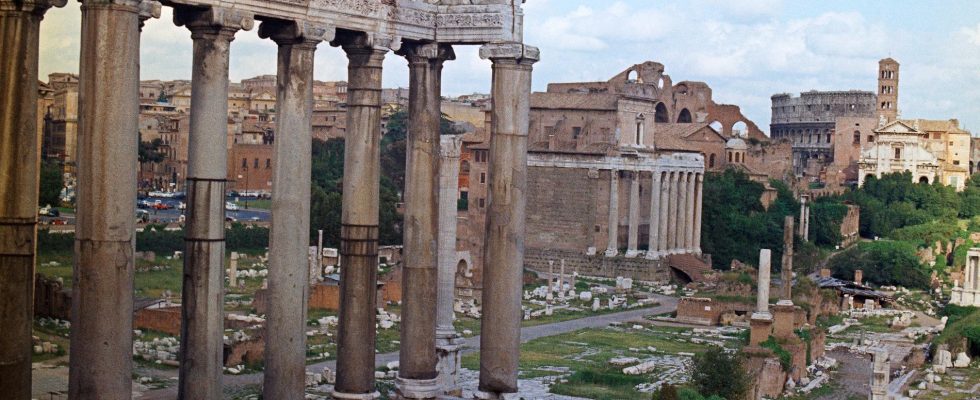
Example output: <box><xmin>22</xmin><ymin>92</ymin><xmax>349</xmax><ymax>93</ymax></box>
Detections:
<box><xmin>524</xmin><ymin>248</ymin><xmax>670</xmax><ymax>282</ymax></box>
<box><xmin>526</xmin><ymin>166</ymin><xmax>597</xmax><ymax>252</ymax></box>
<box><xmin>840</xmin><ymin>204</ymin><xmax>860</xmax><ymax>247</ymax></box>
<box><xmin>675</xmin><ymin>297</ymin><xmax>720</xmax><ymax>325</ymax></box>
<box><xmin>134</xmin><ymin>307</ymin><xmax>182</xmax><ymax>336</ymax></box>
<box><xmin>34</xmin><ymin>274</ymin><xmax>71</xmax><ymax>320</ymax></box>
<box><xmin>224</xmin><ymin>337</ymin><xmax>264</xmax><ymax>367</ymax></box>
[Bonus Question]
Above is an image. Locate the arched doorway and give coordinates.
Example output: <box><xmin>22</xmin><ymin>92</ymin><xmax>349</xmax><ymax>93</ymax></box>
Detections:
<box><xmin>655</xmin><ymin>103</ymin><xmax>669</xmax><ymax>123</ymax></box>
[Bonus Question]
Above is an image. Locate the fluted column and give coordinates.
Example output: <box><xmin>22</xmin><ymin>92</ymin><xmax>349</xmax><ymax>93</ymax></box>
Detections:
<box><xmin>657</xmin><ymin>172</ymin><xmax>669</xmax><ymax>255</ymax></box>
<box><xmin>645</xmin><ymin>170</ymin><xmax>662</xmax><ymax>259</ymax></box>
<box><xmin>435</xmin><ymin>134</ymin><xmax>464</xmax><ymax>396</ymax></box>
<box><xmin>396</xmin><ymin>42</ymin><xmax>454</xmax><ymax>400</ymax></box>
<box><xmin>604</xmin><ymin>170</ymin><xmax>619</xmax><ymax>256</ymax></box>
<box><xmin>174</xmin><ymin>8</ymin><xmax>252</xmax><ymax>399</ymax></box>
<box><xmin>672</xmin><ymin>172</ymin><xmax>684</xmax><ymax>253</ymax></box>
<box><xmin>70</xmin><ymin>1</ymin><xmax>159</xmax><ymax>398</ymax></box>
<box><xmin>333</xmin><ymin>32</ymin><xmax>389</xmax><ymax>400</ymax></box>
<box><xmin>684</xmin><ymin>172</ymin><xmax>698</xmax><ymax>253</ymax></box>
<box><xmin>477</xmin><ymin>42</ymin><xmax>539</xmax><ymax>397</ymax></box>
<box><xmin>0</xmin><ymin>1</ymin><xmax>65</xmax><ymax>398</ymax></box>
<box><xmin>258</xmin><ymin>20</ymin><xmax>329</xmax><ymax>400</ymax></box>
<box><xmin>693</xmin><ymin>173</ymin><xmax>703</xmax><ymax>254</ymax></box>
<box><xmin>625</xmin><ymin>171</ymin><xmax>640</xmax><ymax>257</ymax></box>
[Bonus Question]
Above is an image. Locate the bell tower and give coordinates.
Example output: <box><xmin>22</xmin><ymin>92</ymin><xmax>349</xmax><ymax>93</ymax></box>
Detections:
<box><xmin>877</xmin><ymin>58</ymin><xmax>899</xmax><ymax>122</ymax></box>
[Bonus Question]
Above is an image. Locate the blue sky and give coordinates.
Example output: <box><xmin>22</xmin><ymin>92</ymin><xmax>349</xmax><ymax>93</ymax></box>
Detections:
<box><xmin>38</xmin><ymin>0</ymin><xmax>980</xmax><ymax>133</ymax></box>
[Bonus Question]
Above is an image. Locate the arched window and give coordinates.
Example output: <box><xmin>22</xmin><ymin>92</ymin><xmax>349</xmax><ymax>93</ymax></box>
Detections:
<box><xmin>677</xmin><ymin>109</ymin><xmax>692</xmax><ymax>123</ymax></box>
<box><xmin>655</xmin><ymin>103</ymin><xmax>669</xmax><ymax>123</ymax></box>
<box><xmin>732</xmin><ymin>121</ymin><xmax>748</xmax><ymax>137</ymax></box>
<box><xmin>919</xmin><ymin>176</ymin><xmax>930</xmax><ymax>184</ymax></box>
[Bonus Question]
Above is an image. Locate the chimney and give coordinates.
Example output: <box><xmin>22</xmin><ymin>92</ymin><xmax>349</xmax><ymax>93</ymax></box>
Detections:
<box><xmin>854</xmin><ymin>269</ymin><xmax>863</xmax><ymax>285</ymax></box>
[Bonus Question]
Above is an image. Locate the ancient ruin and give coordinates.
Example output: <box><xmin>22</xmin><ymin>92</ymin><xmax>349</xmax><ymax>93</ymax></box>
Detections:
<box><xmin>951</xmin><ymin>248</ymin><xmax>980</xmax><ymax>306</ymax></box>
<box><xmin>0</xmin><ymin>0</ymin><xmax>537</xmax><ymax>399</ymax></box>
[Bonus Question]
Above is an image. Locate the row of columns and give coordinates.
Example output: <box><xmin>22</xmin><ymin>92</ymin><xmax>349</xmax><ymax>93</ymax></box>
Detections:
<box><xmin>604</xmin><ymin>169</ymin><xmax>703</xmax><ymax>258</ymax></box>
<box><xmin>0</xmin><ymin>1</ymin><xmax>538</xmax><ymax>399</ymax></box>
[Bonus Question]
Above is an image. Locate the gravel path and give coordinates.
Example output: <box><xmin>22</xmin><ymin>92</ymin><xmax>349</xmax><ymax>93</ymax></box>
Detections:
<box><xmin>140</xmin><ymin>294</ymin><xmax>679</xmax><ymax>399</ymax></box>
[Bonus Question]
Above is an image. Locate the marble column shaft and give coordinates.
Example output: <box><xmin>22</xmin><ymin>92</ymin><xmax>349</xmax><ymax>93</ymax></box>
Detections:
<box><xmin>174</xmin><ymin>8</ymin><xmax>251</xmax><ymax>399</ymax></box>
<box><xmin>436</xmin><ymin>135</ymin><xmax>463</xmax><ymax>337</ymax></box>
<box><xmin>70</xmin><ymin>1</ymin><xmax>158</xmax><ymax>397</ymax></box>
<box><xmin>676</xmin><ymin>173</ymin><xmax>687</xmax><ymax>252</ymax></box>
<box><xmin>756</xmin><ymin>249</ymin><xmax>772</xmax><ymax>314</ymax></box>
<box><xmin>398</xmin><ymin>43</ymin><xmax>452</xmax><ymax>395</ymax></box>
<box><xmin>657</xmin><ymin>172</ymin><xmax>670</xmax><ymax>254</ymax></box>
<box><xmin>780</xmin><ymin>216</ymin><xmax>794</xmax><ymax>302</ymax></box>
<box><xmin>258</xmin><ymin>20</ymin><xmax>324</xmax><ymax>399</ymax></box>
<box><xmin>646</xmin><ymin>171</ymin><xmax>662</xmax><ymax>258</ymax></box>
<box><xmin>626</xmin><ymin>171</ymin><xmax>640</xmax><ymax>254</ymax></box>
<box><xmin>605</xmin><ymin>170</ymin><xmax>619</xmax><ymax>256</ymax></box>
<box><xmin>335</xmin><ymin>38</ymin><xmax>387</xmax><ymax>398</ymax></box>
<box><xmin>477</xmin><ymin>43</ymin><xmax>538</xmax><ymax>396</ymax></box>
<box><xmin>686</xmin><ymin>173</ymin><xmax>696</xmax><ymax>252</ymax></box>
<box><xmin>667</xmin><ymin>172</ymin><xmax>678</xmax><ymax>253</ymax></box>
<box><xmin>0</xmin><ymin>1</ymin><xmax>63</xmax><ymax>398</ymax></box>
<box><xmin>693</xmin><ymin>173</ymin><xmax>703</xmax><ymax>254</ymax></box>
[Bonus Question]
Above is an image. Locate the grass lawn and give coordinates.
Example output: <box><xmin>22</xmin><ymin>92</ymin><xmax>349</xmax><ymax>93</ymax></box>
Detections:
<box><xmin>461</xmin><ymin>324</ymin><xmax>742</xmax><ymax>400</ymax></box>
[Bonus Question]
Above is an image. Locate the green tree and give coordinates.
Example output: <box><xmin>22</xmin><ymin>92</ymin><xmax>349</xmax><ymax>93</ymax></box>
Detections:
<box><xmin>826</xmin><ymin>240</ymin><xmax>930</xmax><ymax>289</ymax></box>
<box><xmin>689</xmin><ymin>346</ymin><xmax>749</xmax><ymax>400</ymax></box>
<box><xmin>39</xmin><ymin>161</ymin><xmax>63</xmax><ymax>207</ymax></box>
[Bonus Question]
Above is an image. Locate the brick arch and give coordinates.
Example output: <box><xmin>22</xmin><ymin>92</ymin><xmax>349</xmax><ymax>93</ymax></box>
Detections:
<box><xmin>654</xmin><ymin>102</ymin><xmax>669</xmax><ymax>123</ymax></box>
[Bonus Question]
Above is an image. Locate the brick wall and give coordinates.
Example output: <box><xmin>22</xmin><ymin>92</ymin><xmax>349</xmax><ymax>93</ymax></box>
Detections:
<box><xmin>134</xmin><ymin>307</ymin><xmax>182</xmax><ymax>336</ymax></box>
<box><xmin>526</xmin><ymin>166</ymin><xmax>596</xmax><ymax>252</ymax></box>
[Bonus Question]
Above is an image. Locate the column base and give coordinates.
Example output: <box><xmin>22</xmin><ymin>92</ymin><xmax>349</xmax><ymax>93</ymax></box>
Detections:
<box><xmin>644</xmin><ymin>251</ymin><xmax>659</xmax><ymax>260</ymax></box>
<box><xmin>395</xmin><ymin>376</ymin><xmax>441</xmax><ymax>399</ymax></box>
<box><xmin>332</xmin><ymin>390</ymin><xmax>382</xmax><ymax>399</ymax></box>
<box><xmin>474</xmin><ymin>390</ymin><xmax>521</xmax><ymax>400</ymax></box>
<box><xmin>624</xmin><ymin>249</ymin><xmax>640</xmax><ymax>258</ymax></box>
<box><xmin>604</xmin><ymin>248</ymin><xmax>618</xmax><ymax>257</ymax></box>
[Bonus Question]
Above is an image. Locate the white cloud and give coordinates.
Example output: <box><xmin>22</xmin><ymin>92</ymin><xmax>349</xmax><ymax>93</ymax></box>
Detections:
<box><xmin>962</xmin><ymin>23</ymin><xmax>980</xmax><ymax>45</ymax></box>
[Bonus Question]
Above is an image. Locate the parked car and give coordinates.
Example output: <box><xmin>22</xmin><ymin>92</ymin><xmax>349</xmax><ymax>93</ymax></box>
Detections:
<box><xmin>152</xmin><ymin>200</ymin><xmax>171</xmax><ymax>210</ymax></box>
<box><xmin>136</xmin><ymin>209</ymin><xmax>150</xmax><ymax>223</ymax></box>
<box><xmin>178</xmin><ymin>202</ymin><xmax>186</xmax><ymax>210</ymax></box>
<box><xmin>225</xmin><ymin>202</ymin><xmax>239</xmax><ymax>211</ymax></box>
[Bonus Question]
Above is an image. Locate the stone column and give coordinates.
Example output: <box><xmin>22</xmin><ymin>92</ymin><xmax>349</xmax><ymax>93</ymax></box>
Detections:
<box><xmin>257</xmin><ymin>20</ymin><xmax>328</xmax><ymax>400</ymax></box>
<box><xmin>625</xmin><ymin>171</ymin><xmax>640</xmax><ymax>257</ymax></box>
<box><xmin>755</xmin><ymin>249</ymin><xmax>772</xmax><ymax>315</ymax></box>
<box><xmin>436</xmin><ymin>134</ymin><xmax>464</xmax><ymax>396</ymax></box>
<box><xmin>559</xmin><ymin>259</ymin><xmax>566</xmax><ymax>300</ymax></box>
<box><xmin>657</xmin><ymin>172</ymin><xmax>670</xmax><ymax>255</ymax></box>
<box><xmin>676</xmin><ymin>172</ymin><xmax>688</xmax><ymax>253</ymax></box>
<box><xmin>396</xmin><ymin>42</ymin><xmax>454</xmax><ymax>400</ymax></box>
<box><xmin>693</xmin><ymin>173</ymin><xmax>703</xmax><ymax>254</ymax></box>
<box><xmin>477</xmin><ymin>42</ymin><xmax>539</xmax><ymax>398</ymax></box>
<box><xmin>799</xmin><ymin>195</ymin><xmax>808</xmax><ymax>241</ymax></box>
<box><xmin>686</xmin><ymin>172</ymin><xmax>697</xmax><ymax>252</ymax></box>
<box><xmin>779</xmin><ymin>216</ymin><xmax>794</xmax><ymax>304</ymax></box>
<box><xmin>804</xmin><ymin>199</ymin><xmax>810</xmax><ymax>242</ymax></box>
<box><xmin>229</xmin><ymin>252</ymin><xmax>239</xmax><ymax>287</ymax></box>
<box><xmin>870</xmin><ymin>349</ymin><xmax>890</xmax><ymax>400</ymax></box>
<box><xmin>646</xmin><ymin>170</ymin><xmax>662</xmax><ymax>259</ymax></box>
<box><xmin>604</xmin><ymin>170</ymin><xmax>620</xmax><ymax>256</ymax></box>
<box><xmin>173</xmin><ymin>8</ymin><xmax>252</xmax><ymax>399</ymax></box>
<box><xmin>333</xmin><ymin>32</ymin><xmax>389</xmax><ymax>400</ymax></box>
<box><xmin>70</xmin><ymin>1</ymin><xmax>159</xmax><ymax>398</ymax></box>
<box><xmin>0</xmin><ymin>1</ymin><xmax>65</xmax><ymax>398</ymax></box>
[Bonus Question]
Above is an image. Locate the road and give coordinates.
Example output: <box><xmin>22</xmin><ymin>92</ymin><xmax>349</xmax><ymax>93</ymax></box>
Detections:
<box><xmin>140</xmin><ymin>295</ymin><xmax>679</xmax><ymax>399</ymax></box>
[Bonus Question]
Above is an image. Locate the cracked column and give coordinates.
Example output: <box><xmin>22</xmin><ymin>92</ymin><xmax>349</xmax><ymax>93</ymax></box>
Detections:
<box><xmin>174</xmin><ymin>7</ymin><xmax>252</xmax><ymax>399</ymax></box>
<box><xmin>657</xmin><ymin>172</ymin><xmax>670</xmax><ymax>255</ymax></box>
<box><xmin>0</xmin><ymin>1</ymin><xmax>65</xmax><ymax>398</ymax></box>
<box><xmin>396</xmin><ymin>42</ymin><xmax>454</xmax><ymax>400</ymax></box>
<box><xmin>604</xmin><ymin>170</ymin><xmax>620</xmax><ymax>256</ymax></box>
<box><xmin>625</xmin><ymin>171</ymin><xmax>640</xmax><ymax>257</ymax></box>
<box><xmin>645</xmin><ymin>170</ymin><xmax>662</xmax><ymax>259</ymax></box>
<box><xmin>477</xmin><ymin>42</ymin><xmax>539</xmax><ymax>398</ymax></box>
<box><xmin>436</xmin><ymin>134</ymin><xmax>464</xmax><ymax>396</ymax></box>
<box><xmin>333</xmin><ymin>32</ymin><xmax>389</xmax><ymax>400</ymax></box>
<box><xmin>258</xmin><ymin>20</ymin><xmax>328</xmax><ymax>400</ymax></box>
<box><xmin>693</xmin><ymin>173</ymin><xmax>703</xmax><ymax>254</ymax></box>
<box><xmin>70</xmin><ymin>1</ymin><xmax>159</xmax><ymax>398</ymax></box>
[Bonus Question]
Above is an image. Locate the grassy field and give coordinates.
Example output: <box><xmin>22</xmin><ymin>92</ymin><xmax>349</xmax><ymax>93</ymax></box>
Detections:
<box><xmin>461</xmin><ymin>324</ymin><xmax>741</xmax><ymax>399</ymax></box>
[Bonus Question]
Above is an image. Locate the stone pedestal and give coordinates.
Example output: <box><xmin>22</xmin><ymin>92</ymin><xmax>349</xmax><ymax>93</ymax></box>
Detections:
<box><xmin>435</xmin><ymin>336</ymin><xmax>465</xmax><ymax>396</ymax></box>
<box><xmin>749</xmin><ymin>313</ymin><xmax>773</xmax><ymax>346</ymax></box>
<box><xmin>870</xmin><ymin>349</ymin><xmax>889</xmax><ymax>400</ymax></box>
<box><xmin>771</xmin><ymin>303</ymin><xmax>797</xmax><ymax>340</ymax></box>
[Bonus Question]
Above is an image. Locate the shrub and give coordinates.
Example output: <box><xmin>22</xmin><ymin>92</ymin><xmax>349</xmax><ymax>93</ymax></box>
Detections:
<box><xmin>690</xmin><ymin>346</ymin><xmax>749</xmax><ymax>400</ymax></box>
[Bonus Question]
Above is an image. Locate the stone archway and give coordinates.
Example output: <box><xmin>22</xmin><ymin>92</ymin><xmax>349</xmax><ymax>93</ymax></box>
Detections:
<box><xmin>677</xmin><ymin>108</ymin><xmax>692</xmax><ymax>123</ymax></box>
<box><xmin>655</xmin><ymin>102</ymin><xmax>669</xmax><ymax>123</ymax></box>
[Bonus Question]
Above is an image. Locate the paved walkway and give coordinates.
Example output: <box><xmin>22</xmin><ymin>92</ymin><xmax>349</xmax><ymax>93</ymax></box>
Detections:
<box><xmin>141</xmin><ymin>294</ymin><xmax>678</xmax><ymax>399</ymax></box>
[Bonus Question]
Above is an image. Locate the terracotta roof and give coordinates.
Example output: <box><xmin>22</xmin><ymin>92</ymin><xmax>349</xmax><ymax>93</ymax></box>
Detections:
<box><xmin>530</xmin><ymin>92</ymin><xmax>619</xmax><ymax>111</ymax></box>
<box><xmin>900</xmin><ymin>119</ymin><xmax>969</xmax><ymax>134</ymax></box>
<box><xmin>653</xmin><ymin>123</ymin><xmax>709</xmax><ymax>153</ymax></box>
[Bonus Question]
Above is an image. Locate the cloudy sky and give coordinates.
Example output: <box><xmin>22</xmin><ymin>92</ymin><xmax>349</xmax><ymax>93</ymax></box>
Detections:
<box><xmin>39</xmin><ymin>0</ymin><xmax>980</xmax><ymax>133</ymax></box>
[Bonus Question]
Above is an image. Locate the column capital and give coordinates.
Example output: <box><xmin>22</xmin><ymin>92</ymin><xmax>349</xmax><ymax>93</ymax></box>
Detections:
<box><xmin>0</xmin><ymin>0</ymin><xmax>66</xmax><ymax>15</ymax></box>
<box><xmin>174</xmin><ymin>6</ymin><xmax>253</xmax><ymax>39</ymax></box>
<box><xmin>479</xmin><ymin>42</ymin><xmax>540</xmax><ymax>65</ymax></box>
<box><xmin>332</xmin><ymin>30</ymin><xmax>400</xmax><ymax>53</ymax></box>
<box><xmin>259</xmin><ymin>19</ymin><xmax>333</xmax><ymax>47</ymax></box>
<box><xmin>397</xmin><ymin>42</ymin><xmax>455</xmax><ymax>65</ymax></box>
<box><xmin>440</xmin><ymin>134</ymin><xmax>464</xmax><ymax>159</ymax></box>
<box><xmin>78</xmin><ymin>0</ymin><xmax>160</xmax><ymax>20</ymax></box>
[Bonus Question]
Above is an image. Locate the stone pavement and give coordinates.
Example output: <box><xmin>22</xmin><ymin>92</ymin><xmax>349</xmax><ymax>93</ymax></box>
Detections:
<box><xmin>139</xmin><ymin>294</ymin><xmax>679</xmax><ymax>398</ymax></box>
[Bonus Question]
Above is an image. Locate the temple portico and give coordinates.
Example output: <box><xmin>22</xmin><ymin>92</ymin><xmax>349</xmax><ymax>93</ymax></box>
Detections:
<box><xmin>0</xmin><ymin>1</ymin><xmax>536</xmax><ymax>399</ymax></box>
